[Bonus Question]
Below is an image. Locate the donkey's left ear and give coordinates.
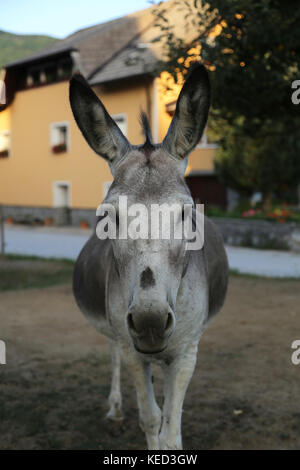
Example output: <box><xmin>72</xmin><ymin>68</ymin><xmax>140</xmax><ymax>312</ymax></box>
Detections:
<box><xmin>162</xmin><ymin>63</ymin><xmax>210</xmax><ymax>160</ymax></box>
<box><xmin>69</xmin><ymin>74</ymin><xmax>130</xmax><ymax>167</ymax></box>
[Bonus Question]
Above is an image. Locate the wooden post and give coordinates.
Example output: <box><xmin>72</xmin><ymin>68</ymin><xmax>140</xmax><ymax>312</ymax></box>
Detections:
<box><xmin>0</xmin><ymin>205</ymin><xmax>5</xmax><ymax>258</ymax></box>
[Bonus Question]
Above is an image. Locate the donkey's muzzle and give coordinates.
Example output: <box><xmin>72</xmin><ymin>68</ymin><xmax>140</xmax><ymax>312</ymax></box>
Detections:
<box><xmin>127</xmin><ymin>308</ymin><xmax>175</xmax><ymax>354</ymax></box>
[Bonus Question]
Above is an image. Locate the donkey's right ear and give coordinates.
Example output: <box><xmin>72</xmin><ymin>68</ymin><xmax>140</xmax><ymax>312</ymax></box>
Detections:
<box><xmin>69</xmin><ymin>74</ymin><xmax>130</xmax><ymax>167</ymax></box>
<box><xmin>162</xmin><ymin>63</ymin><xmax>210</xmax><ymax>161</ymax></box>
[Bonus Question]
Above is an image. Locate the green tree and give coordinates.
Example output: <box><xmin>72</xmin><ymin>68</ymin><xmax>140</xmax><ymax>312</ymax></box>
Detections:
<box><xmin>153</xmin><ymin>0</ymin><xmax>300</xmax><ymax>207</ymax></box>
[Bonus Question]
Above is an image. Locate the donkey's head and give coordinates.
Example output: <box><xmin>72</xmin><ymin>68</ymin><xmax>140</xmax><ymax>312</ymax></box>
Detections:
<box><xmin>70</xmin><ymin>64</ymin><xmax>210</xmax><ymax>354</ymax></box>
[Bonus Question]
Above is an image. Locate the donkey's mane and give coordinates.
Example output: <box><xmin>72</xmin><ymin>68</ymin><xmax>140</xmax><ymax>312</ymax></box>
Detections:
<box><xmin>140</xmin><ymin>112</ymin><xmax>153</xmax><ymax>147</ymax></box>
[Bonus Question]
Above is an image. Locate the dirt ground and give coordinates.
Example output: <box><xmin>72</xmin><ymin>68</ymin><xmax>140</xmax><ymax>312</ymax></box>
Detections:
<box><xmin>0</xmin><ymin>276</ymin><xmax>299</xmax><ymax>450</ymax></box>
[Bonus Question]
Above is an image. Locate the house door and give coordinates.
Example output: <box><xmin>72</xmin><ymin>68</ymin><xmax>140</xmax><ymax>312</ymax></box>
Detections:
<box><xmin>185</xmin><ymin>174</ymin><xmax>227</xmax><ymax>209</ymax></box>
<box><xmin>53</xmin><ymin>182</ymin><xmax>71</xmax><ymax>225</ymax></box>
<box><xmin>53</xmin><ymin>182</ymin><xmax>70</xmax><ymax>207</ymax></box>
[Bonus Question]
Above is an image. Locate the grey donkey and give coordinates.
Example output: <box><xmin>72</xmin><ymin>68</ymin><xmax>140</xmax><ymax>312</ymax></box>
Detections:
<box><xmin>69</xmin><ymin>63</ymin><xmax>228</xmax><ymax>450</ymax></box>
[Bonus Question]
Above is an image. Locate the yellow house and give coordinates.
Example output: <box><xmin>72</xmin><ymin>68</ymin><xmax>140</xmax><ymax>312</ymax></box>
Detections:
<box><xmin>0</xmin><ymin>4</ymin><xmax>226</xmax><ymax>226</ymax></box>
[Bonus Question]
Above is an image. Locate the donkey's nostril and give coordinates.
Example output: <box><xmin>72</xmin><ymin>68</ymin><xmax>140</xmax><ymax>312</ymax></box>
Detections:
<box><xmin>165</xmin><ymin>312</ymin><xmax>174</xmax><ymax>332</ymax></box>
<box><xmin>127</xmin><ymin>313</ymin><xmax>136</xmax><ymax>332</ymax></box>
<box><xmin>127</xmin><ymin>309</ymin><xmax>175</xmax><ymax>341</ymax></box>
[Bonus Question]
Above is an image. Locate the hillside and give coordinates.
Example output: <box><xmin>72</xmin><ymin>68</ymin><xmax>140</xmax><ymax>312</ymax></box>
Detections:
<box><xmin>0</xmin><ymin>30</ymin><xmax>58</xmax><ymax>68</ymax></box>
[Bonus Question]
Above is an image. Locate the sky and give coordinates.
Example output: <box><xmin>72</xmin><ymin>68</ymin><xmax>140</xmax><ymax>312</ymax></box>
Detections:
<box><xmin>1</xmin><ymin>0</ymin><xmax>154</xmax><ymax>38</ymax></box>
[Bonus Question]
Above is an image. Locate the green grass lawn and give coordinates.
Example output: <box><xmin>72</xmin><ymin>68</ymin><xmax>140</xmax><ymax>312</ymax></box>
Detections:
<box><xmin>0</xmin><ymin>254</ymin><xmax>298</xmax><ymax>292</ymax></box>
<box><xmin>0</xmin><ymin>255</ymin><xmax>74</xmax><ymax>291</ymax></box>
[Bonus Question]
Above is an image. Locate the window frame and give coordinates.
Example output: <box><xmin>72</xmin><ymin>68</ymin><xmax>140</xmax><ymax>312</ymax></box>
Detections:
<box><xmin>112</xmin><ymin>113</ymin><xmax>128</xmax><ymax>137</ymax></box>
<box><xmin>52</xmin><ymin>181</ymin><xmax>72</xmax><ymax>208</ymax></box>
<box><xmin>103</xmin><ymin>181</ymin><xmax>112</xmax><ymax>199</ymax></box>
<box><xmin>196</xmin><ymin>128</ymin><xmax>218</xmax><ymax>150</ymax></box>
<box><xmin>50</xmin><ymin>121</ymin><xmax>70</xmax><ymax>154</ymax></box>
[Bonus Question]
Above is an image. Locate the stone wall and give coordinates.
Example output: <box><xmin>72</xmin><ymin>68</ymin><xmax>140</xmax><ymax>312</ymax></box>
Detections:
<box><xmin>211</xmin><ymin>217</ymin><xmax>300</xmax><ymax>252</ymax></box>
<box><xmin>2</xmin><ymin>205</ymin><xmax>96</xmax><ymax>228</ymax></box>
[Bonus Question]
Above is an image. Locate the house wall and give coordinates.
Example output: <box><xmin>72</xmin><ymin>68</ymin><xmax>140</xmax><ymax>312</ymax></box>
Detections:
<box><xmin>0</xmin><ymin>72</ymin><xmax>218</xmax><ymax>224</ymax></box>
<box><xmin>0</xmin><ymin>78</ymin><xmax>151</xmax><ymax>214</ymax></box>
<box><xmin>0</xmin><ymin>107</ymin><xmax>11</xmax><ymax>130</ymax></box>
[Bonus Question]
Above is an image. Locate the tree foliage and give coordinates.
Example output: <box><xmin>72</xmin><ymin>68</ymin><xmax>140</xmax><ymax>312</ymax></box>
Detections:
<box><xmin>152</xmin><ymin>0</ymin><xmax>300</xmax><ymax>205</ymax></box>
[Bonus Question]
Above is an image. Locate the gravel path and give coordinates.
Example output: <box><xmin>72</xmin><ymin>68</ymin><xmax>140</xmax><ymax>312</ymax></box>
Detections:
<box><xmin>1</xmin><ymin>278</ymin><xmax>300</xmax><ymax>449</ymax></box>
<box><xmin>226</xmin><ymin>246</ymin><xmax>300</xmax><ymax>278</ymax></box>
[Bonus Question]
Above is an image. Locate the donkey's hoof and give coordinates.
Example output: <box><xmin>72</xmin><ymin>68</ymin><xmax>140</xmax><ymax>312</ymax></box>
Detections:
<box><xmin>105</xmin><ymin>408</ymin><xmax>124</xmax><ymax>422</ymax></box>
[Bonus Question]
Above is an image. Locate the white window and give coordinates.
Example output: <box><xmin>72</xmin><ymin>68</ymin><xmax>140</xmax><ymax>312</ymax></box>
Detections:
<box><xmin>50</xmin><ymin>122</ymin><xmax>69</xmax><ymax>154</ymax></box>
<box><xmin>0</xmin><ymin>130</ymin><xmax>11</xmax><ymax>158</ymax></box>
<box><xmin>197</xmin><ymin>128</ymin><xmax>217</xmax><ymax>149</ymax></box>
<box><xmin>112</xmin><ymin>114</ymin><xmax>127</xmax><ymax>137</ymax></box>
<box><xmin>53</xmin><ymin>181</ymin><xmax>71</xmax><ymax>207</ymax></box>
<box><xmin>0</xmin><ymin>80</ymin><xmax>6</xmax><ymax>105</ymax></box>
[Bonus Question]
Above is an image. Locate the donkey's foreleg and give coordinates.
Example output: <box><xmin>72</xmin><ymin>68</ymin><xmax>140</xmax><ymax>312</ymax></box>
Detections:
<box><xmin>125</xmin><ymin>350</ymin><xmax>161</xmax><ymax>450</ymax></box>
<box><xmin>106</xmin><ymin>339</ymin><xmax>123</xmax><ymax>421</ymax></box>
<box><xmin>159</xmin><ymin>343</ymin><xmax>198</xmax><ymax>450</ymax></box>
